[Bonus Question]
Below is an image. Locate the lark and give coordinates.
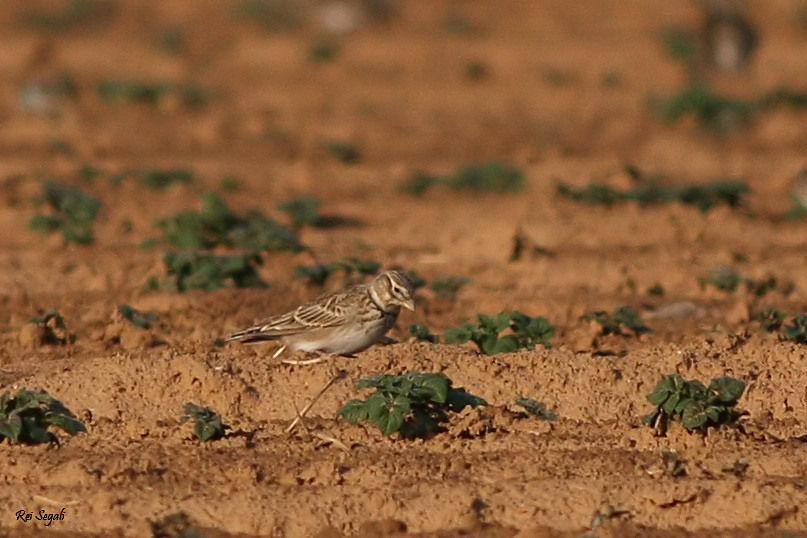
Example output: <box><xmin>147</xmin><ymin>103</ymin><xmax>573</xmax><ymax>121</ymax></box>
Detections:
<box><xmin>226</xmin><ymin>270</ymin><xmax>415</xmax><ymax>364</ymax></box>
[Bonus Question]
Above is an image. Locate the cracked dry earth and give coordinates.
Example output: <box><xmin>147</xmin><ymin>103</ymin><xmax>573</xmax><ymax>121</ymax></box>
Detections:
<box><xmin>2</xmin><ymin>0</ymin><xmax>807</xmax><ymax>536</ymax></box>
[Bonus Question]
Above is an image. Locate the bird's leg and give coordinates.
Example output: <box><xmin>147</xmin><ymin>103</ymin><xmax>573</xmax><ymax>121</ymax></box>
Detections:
<box><xmin>271</xmin><ymin>344</ymin><xmax>287</xmax><ymax>360</ymax></box>
<box><xmin>286</xmin><ymin>369</ymin><xmax>349</xmax><ymax>433</ymax></box>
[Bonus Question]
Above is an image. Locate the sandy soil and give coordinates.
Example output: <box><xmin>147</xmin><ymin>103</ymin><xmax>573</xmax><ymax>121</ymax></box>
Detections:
<box><xmin>2</xmin><ymin>0</ymin><xmax>807</xmax><ymax>536</ymax></box>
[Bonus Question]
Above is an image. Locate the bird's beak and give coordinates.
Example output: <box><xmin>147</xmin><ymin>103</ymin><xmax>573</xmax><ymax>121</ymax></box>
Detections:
<box><xmin>402</xmin><ymin>298</ymin><xmax>415</xmax><ymax>311</ymax></box>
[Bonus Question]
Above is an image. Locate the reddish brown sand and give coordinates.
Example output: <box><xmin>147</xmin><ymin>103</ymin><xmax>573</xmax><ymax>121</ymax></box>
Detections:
<box><xmin>2</xmin><ymin>1</ymin><xmax>807</xmax><ymax>536</ymax></box>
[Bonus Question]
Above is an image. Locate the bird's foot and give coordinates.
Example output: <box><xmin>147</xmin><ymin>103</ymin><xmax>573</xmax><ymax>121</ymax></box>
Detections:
<box><xmin>281</xmin><ymin>351</ymin><xmax>334</xmax><ymax>366</ymax></box>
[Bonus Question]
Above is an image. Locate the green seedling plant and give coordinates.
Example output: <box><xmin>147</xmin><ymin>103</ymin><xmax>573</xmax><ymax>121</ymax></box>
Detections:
<box><xmin>309</xmin><ymin>41</ymin><xmax>340</xmax><ymax>62</ymax></box>
<box><xmin>408</xmin><ymin>323</ymin><xmax>439</xmax><ymax>343</ymax></box>
<box><xmin>445</xmin><ymin>311</ymin><xmax>554</xmax><ymax>355</ymax></box>
<box><xmin>337</xmin><ymin>372</ymin><xmax>486</xmax><ymax>438</ymax></box>
<box><xmin>644</xmin><ymin>374</ymin><xmax>745</xmax><ymax>433</ymax></box>
<box><xmin>147</xmin><ymin>251</ymin><xmax>266</xmax><ymax>292</ymax></box>
<box><xmin>138</xmin><ymin>169</ymin><xmax>194</xmax><ymax>189</ymax></box>
<box><xmin>22</xmin><ymin>0</ymin><xmax>115</xmax><ymax>31</ymax></box>
<box><xmin>28</xmin><ymin>308</ymin><xmax>72</xmax><ymax>345</ymax></box>
<box><xmin>405</xmin><ymin>270</ymin><xmax>428</xmax><ymax>291</ymax></box>
<box><xmin>118</xmin><ymin>304</ymin><xmax>159</xmax><ymax>329</ymax></box>
<box><xmin>277</xmin><ymin>197</ymin><xmax>321</xmax><ymax>230</ymax></box>
<box><xmin>700</xmin><ymin>267</ymin><xmax>778</xmax><ymax>297</ymax></box>
<box><xmin>29</xmin><ymin>181</ymin><xmax>100</xmax><ymax>245</ymax></box>
<box><xmin>654</xmin><ymin>81</ymin><xmax>807</xmax><ymax>134</ymax></box>
<box><xmin>236</xmin><ymin>0</ymin><xmax>301</xmax><ymax>31</ymax></box>
<box><xmin>97</xmin><ymin>80</ymin><xmax>209</xmax><ymax>108</ymax></box>
<box><xmin>783</xmin><ymin>314</ymin><xmax>807</xmax><ymax>344</ymax></box>
<box><xmin>401</xmin><ymin>162</ymin><xmax>524</xmax><ymax>195</ymax></box>
<box><xmin>515</xmin><ymin>397</ymin><xmax>557</xmax><ymax>420</ymax></box>
<box><xmin>430</xmin><ymin>276</ymin><xmax>470</xmax><ymax>301</ymax></box>
<box><xmin>583</xmin><ymin>306</ymin><xmax>651</xmax><ymax>337</ymax></box>
<box><xmin>294</xmin><ymin>258</ymin><xmax>381</xmax><ymax>287</ymax></box>
<box><xmin>326</xmin><ymin>141</ymin><xmax>361</xmax><ymax>164</ymax></box>
<box><xmin>181</xmin><ymin>403</ymin><xmax>228</xmax><ymax>441</ymax></box>
<box><xmin>29</xmin><ymin>308</ymin><xmax>65</xmax><ymax>326</ymax></box>
<box><xmin>154</xmin><ymin>193</ymin><xmax>303</xmax><ymax>253</ymax></box>
<box><xmin>752</xmin><ymin>308</ymin><xmax>787</xmax><ymax>333</ymax></box>
<box><xmin>0</xmin><ymin>389</ymin><xmax>85</xmax><ymax>444</ymax></box>
<box><xmin>661</xmin><ymin>25</ymin><xmax>698</xmax><ymax>65</ymax></box>
<box><xmin>556</xmin><ymin>170</ymin><xmax>749</xmax><ymax>212</ymax></box>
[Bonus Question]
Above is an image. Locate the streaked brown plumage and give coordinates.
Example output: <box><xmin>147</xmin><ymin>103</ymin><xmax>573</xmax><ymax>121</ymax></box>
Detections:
<box><xmin>226</xmin><ymin>270</ymin><xmax>415</xmax><ymax>363</ymax></box>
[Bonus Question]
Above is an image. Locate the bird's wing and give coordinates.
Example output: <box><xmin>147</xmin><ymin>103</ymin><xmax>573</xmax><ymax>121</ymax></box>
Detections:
<box><xmin>226</xmin><ymin>289</ymin><xmax>354</xmax><ymax>342</ymax></box>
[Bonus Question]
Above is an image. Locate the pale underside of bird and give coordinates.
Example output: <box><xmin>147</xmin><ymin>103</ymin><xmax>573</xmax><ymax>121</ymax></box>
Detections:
<box><xmin>225</xmin><ymin>270</ymin><xmax>416</xmax><ymax>365</ymax></box>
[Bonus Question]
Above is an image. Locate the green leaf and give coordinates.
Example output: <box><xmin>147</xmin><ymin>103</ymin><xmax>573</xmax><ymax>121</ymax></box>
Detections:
<box><xmin>412</xmin><ymin>373</ymin><xmax>450</xmax><ymax>404</ymax></box>
<box><xmin>195</xmin><ymin>418</ymin><xmax>222</xmax><ymax>441</ymax></box>
<box><xmin>481</xmin><ymin>334</ymin><xmax>521</xmax><ymax>355</ymax></box>
<box><xmin>514</xmin><ymin>397</ymin><xmax>556</xmax><ymax>420</ymax></box>
<box><xmin>277</xmin><ymin>197</ymin><xmax>321</xmax><ymax>228</ymax></box>
<box><xmin>707</xmin><ymin>377</ymin><xmax>745</xmax><ymax>405</ymax></box>
<box><xmin>661</xmin><ymin>392</ymin><xmax>680</xmax><ymax>415</ymax></box>
<box><xmin>118</xmin><ymin>304</ymin><xmax>159</xmax><ymax>329</ymax></box>
<box><xmin>647</xmin><ymin>375</ymin><xmax>677</xmax><ymax>405</ymax></box>
<box><xmin>181</xmin><ymin>403</ymin><xmax>227</xmax><ymax>441</ymax></box>
<box><xmin>45</xmin><ymin>413</ymin><xmax>86</xmax><ymax>435</ymax></box>
<box><xmin>336</xmin><ymin>399</ymin><xmax>370</xmax><ymax>424</ymax></box>
<box><xmin>28</xmin><ymin>214</ymin><xmax>62</xmax><ymax>231</ymax></box>
<box><xmin>21</xmin><ymin>415</ymin><xmax>53</xmax><ymax>444</ymax></box>
<box><xmin>0</xmin><ymin>415</ymin><xmax>23</xmax><ymax>441</ymax></box>
<box><xmin>681</xmin><ymin>402</ymin><xmax>710</xmax><ymax>430</ymax></box>
<box><xmin>368</xmin><ymin>396</ymin><xmax>406</xmax><ymax>436</ymax></box>
<box><xmin>444</xmin><ymin>325</ymin><xmax>475</xmax><ymax>344</ymax></box>
<box><xmin>408</xmin><ymin>323</ymin><xmax>438</xmax><ymax>343</ymax></box>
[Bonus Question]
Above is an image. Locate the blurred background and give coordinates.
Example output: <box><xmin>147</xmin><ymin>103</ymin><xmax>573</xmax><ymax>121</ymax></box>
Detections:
<box><xmin>1</xmin><ymin>0</ymin><xmax>804</xmax><ymax>182</ymax></box>
<box><xmin>1</xmin><ymin>0</ymin><xmax>807</xmax><ymax>285</ymax></box>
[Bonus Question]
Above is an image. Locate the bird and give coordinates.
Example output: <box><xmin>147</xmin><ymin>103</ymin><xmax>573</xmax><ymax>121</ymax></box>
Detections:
<box><xmin>225</xmin><ymin>270</ymin><xmax>416</xmax><ymax>365</ymax></box>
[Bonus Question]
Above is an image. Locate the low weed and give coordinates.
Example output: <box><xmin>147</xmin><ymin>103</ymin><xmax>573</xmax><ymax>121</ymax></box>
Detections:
<box><xmin>583</xmin><ymin>306</ymin><xmax>651</xmax><ymax>337</ymax></box>
<box><xmin>0</xmin><ymin>390</ymin><xmax>85</xmax><ymax>444</ymax></box>
<box><xmin>138</xmin><ymin>169</ymin><xmax>195</xmax><ymax>189</ymax></box>
<box><xmin>408</xmin><ymin>323</ymin><xmax>439</xmax><ymax>343</ymax></box>
<box><xmin>644</xmin><ymin>374</ymin><xmax>745</xmax><ymax>433</ymax></box>
<box><xmin>154</xmin><ymin>193</ymin><xmax>303</xmax><ymax>253</ymax></box>
<box><xmin>29</xmin><ymin>181</ymin><xmax>100</xmax><ymax>245</ymax></box>
<box><xmin>118</xmin><ymin>304</ymin><xmax>159</xmax><ymax>329</ymax></box>
<box><xmin>276</xmin><ymin>197</ymin><xmax>321</xmax><ymax>230</ymax></box>
<box><xmin>294</xmin><ymin>258</ymin><xmax>381</xmax><ymax>286</ymax></box>
<box><xmin>28</xmin><ymin>308</ymin><xmax>73</xmax><ymax>346</ymax></box>
<box><xmin>337</xmin><ymin>372</ymin><xmax>486</xmax><ymax>438</ymax></box>
<box><xmin>654</xmin><ymin>81</ymin><xmax>807</xmax><ymax>134</ymax></box>
<box><xmin>22</xmin><ymin>0</ymin><xmax>115</xmax><ymax>31</ymax></box>
<box><xmin>514</xmin><ymin>397</ymin><xmax>557</xmax><ymax>420</ymax></box>
<box><xmin>445</xmin><ymin>311</ymin><xmax>554</xmax><ymax>355</ymax></box>
<box><xmin>404</xmin><ymin>270</ymin><xmax>428</xmax><ymax>291</ymax></box>
<box><xmin>752</xmin><ymin>308</ymin><xmax>787</xmax><ymax>332</ymax></box>
<box><xmin>236</xmin><ymin>0</ymin><xmax>301</xmax><ymax>31</ymax></box>
<box><xmin>401</xmin><ymin>162</ymin><xmax>524</xmax><ymax>195</ymax></box>
<box><xmin>309</xmin><ymin>41</ymin><xmax>340</xmax><ymax>63</ymax></box>
<box><xmin>147</xmin><ymin>251</ymin><xmax>266</xmax><ymax>292</ymax></box>
<box><xmin>556</xmin><ymin>168</ymin><xmax>748</xmax><ymax>212</ymax></box>
<box><xmin>326</xmin><ymin>141</ymin><xmax>361</xmax><ymax>164</ymax></box>
<box><xmin>661</xmin><ymin>25</ymin><xmax>698</xmax><ymax>65</ymax></box>
<box><xmin>97</xmin><ymin>80</ymin><xmax>210</xmax><ymax>108</ymax></box>
<box><xmin>181</xmin><ymin>403</ymin><xmax>228</xmax><ymax>441</ymax></box>
<box><xmin>783</xmin><ymin>314</ymin><xmax>807</xmax><ymax>344</ymax></box>
<box><xmin>700</xmin><ymin>267</ymin><xmax>778</xmax><ymax>297</ymax></box>
<box><xmin>430</xmin><ymin>276</ymin><xmax>470</xmax><ymax>301</ymax></box>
